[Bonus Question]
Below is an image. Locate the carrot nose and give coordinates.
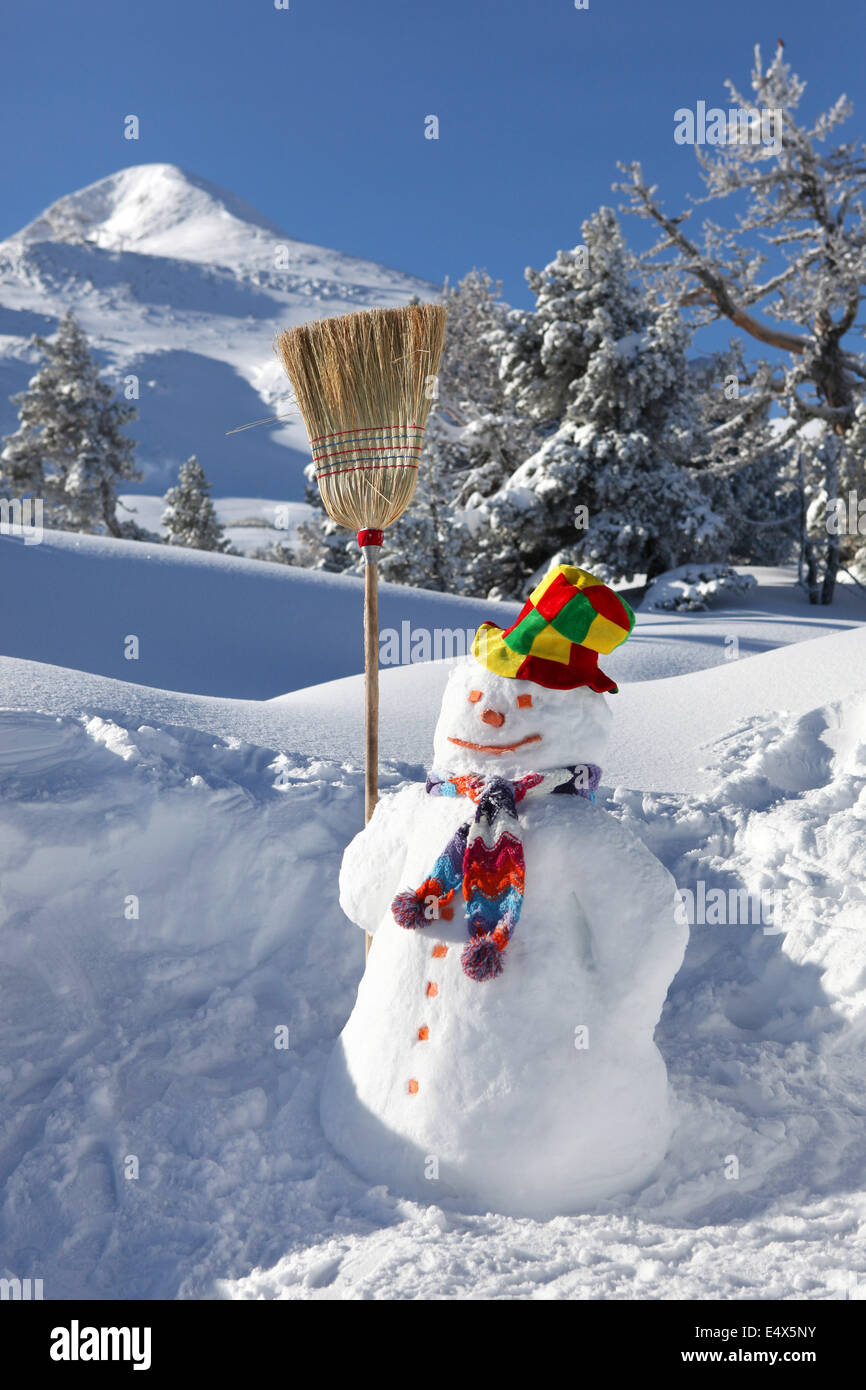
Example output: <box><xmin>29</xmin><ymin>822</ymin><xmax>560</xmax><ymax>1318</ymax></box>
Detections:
<box><xmin>481</xmin><ymin>708</ymin><xmax>505</xmax><ymax>727</ymax></box>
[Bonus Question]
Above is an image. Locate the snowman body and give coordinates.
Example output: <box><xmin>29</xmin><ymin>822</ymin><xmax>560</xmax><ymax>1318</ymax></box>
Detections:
<box><xmin>321</xmin><ymin>661</ymin><xmax>687</xmax><ymax>1217</ymax></box>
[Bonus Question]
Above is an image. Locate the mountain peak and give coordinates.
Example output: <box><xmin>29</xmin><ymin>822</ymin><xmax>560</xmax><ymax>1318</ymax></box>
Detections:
<box><xmin>0</xmin><ymin>165</ymin><xmax>436</xmax><ymax>500</ymax></box>
<box><xmin>14</xmin><ymin>163</ymin><xmax>289</xmax><ymax>262</ymax></box>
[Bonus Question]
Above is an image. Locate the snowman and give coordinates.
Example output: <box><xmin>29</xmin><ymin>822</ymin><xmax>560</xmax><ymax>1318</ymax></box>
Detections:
<box><xmin>321</xmin><ymin>565</ymin><xmax>687</xmax><ymax>1217</ymax></box>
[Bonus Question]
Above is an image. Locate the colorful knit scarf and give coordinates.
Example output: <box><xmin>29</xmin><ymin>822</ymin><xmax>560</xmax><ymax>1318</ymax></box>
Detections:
<box><xmin>391</xmin><ymin>765</ymin><xmax>601</xmax><ymax>982</ymax></box>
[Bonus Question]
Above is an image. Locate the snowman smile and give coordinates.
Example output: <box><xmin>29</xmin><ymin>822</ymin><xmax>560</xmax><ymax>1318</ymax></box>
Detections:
<box><xmin>447</xmin><ymin>734</ymin><xmax>542</xmax><ymax>754</ymax></box>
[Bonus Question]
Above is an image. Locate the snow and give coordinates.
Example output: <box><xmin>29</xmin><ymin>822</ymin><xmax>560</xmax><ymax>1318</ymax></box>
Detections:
<box><xmin>269</xmin><ymin>568</ymin><xmax>866</xmax><ymax>792</ymax></box>
<box><xmin>643</xmin><ymin>563</ymin><xmax>758</xmax><ymax>612</ymax></box>
<box><xmin>613</xmin><ymin>330</ymin><xmax>649</xmax><ymax>358</ymax></box>
<box><xmin>118</xmin><ymin>495</ymin><xmax>314</xmax><ymax>556</ymax></box>
<box><xmin>17</xmin><ymin>164</ymin><xmax>290</xmax><ymax>264</ymax></box>
<box><xmin>0</xmin><ymin>531</ymin><xmax>865</xmax><ymax>1297</ymax></box>
<box><xmin>0</xmin><ymin>529</ymin><xmax>517</xmax><ymax>698</ymax></box>
<box><xmin>0</xmin><ymin>164</ymin><xmax>435</xmax><ymax>497</ymax></box>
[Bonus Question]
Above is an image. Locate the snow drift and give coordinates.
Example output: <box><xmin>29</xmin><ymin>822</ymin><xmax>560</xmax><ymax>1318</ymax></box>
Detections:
<box><xmin>0</xmin><ymin>638</ymin><xmax>865</xmax><ymax>1296</ymax></box>
<box><xmin>0</xmin><ymin>539</ymin><xmax>864</xmax><ymax>1296</ymax></box>
<box><xmin>0</xmin><ymin>529</ymin><xmax>518</xmax><ymax>698</ymax></box>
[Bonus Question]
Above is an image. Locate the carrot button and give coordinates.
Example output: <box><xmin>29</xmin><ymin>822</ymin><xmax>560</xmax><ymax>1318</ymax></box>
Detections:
<box><xmin>426</xmin><ymin>981</ymin><xmax>438</xmax><ymax>997</ymax></box>
<box><xmin>432</xmin><ymin>944</ymin><xmax>448</xmax><ymax>958</ymax></box>
<box><xmin>408</xmin><ymin>1078</ymin><xmax>419</xmax><ymax>1094</ymax></box>
<box><xmin>418</xmin><ymin>1026</ymin><xmax>429</xmax><ymax>1041</ymax></box>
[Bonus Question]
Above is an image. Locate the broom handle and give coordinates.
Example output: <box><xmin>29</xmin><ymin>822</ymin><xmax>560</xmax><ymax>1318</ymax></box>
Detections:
<box><xmin>363</xmin><ymin>554</ymin><xmax>379</xmax><ymax>962</ymax></box>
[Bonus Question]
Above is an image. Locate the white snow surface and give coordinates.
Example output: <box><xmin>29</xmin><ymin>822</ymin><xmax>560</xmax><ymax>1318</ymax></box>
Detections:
<box><xmin>643</xmin><ymin>563</ymin><xmax>758</xmax><ymax>612</ymax></box>
<box><xmin>0</xmin><ymin>538</ymin><xmax>865</xmax><ymax>1298</ymax></box>
<box><xmin>118</xmin><ymin>495</ymin><xmax>314</xmax><ymax>556</ymax></box>
<box><xmin>0</xmin><ymin>529</ymin><xmax>518</xmax><ymax>699</ymax></box>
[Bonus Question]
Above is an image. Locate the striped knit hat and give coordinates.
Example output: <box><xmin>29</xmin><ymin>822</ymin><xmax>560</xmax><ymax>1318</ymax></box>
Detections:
<box><xmin>472</xmin><ymin>564</ymin><xmax>635</xmax><ymax>693</ymax></box>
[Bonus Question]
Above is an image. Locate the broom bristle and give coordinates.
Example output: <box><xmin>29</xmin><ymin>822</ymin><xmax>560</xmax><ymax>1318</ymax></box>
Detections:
<box><xmin>275</xmin><ymin>303</ymin><xmax>446</xmax><ymax>531</ymax></box>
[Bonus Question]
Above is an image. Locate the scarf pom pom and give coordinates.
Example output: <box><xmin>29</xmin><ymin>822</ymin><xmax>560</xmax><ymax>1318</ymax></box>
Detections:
<box><xmin>461</xmin><ymin>933</ymin><xmax>505</xmax><ymax>982</ymax></box>
<box><xmin>391</xmin><ymin>889</ymin><xmax>428</xmax><ymax>929</ymax></box>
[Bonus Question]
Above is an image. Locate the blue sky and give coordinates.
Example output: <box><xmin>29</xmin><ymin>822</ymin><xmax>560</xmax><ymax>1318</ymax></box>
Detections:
<box><xmin>1</xmin><ymin>0</ymin><xmax>863</xmax><ymax>314</ymax></box>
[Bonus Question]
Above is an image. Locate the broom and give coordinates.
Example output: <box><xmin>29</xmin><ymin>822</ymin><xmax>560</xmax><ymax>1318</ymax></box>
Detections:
<box><xmin>275</xmin><ymin>303</ymin><xmax>447</xmax><ymax>960</ymax></box>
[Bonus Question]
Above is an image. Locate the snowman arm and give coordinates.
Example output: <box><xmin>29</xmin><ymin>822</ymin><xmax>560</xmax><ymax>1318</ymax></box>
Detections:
<box><xmin>338</xmin><ymin>788</ymin><xmax>413</xmax><ymax>935</ymax></box>
<box><xmin>567</xmin><ymin>818</ymin><xmax>685</xmax><ymax>1005</ymax></box>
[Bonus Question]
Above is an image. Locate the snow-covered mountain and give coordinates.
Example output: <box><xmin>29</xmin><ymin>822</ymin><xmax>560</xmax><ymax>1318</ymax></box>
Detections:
<box><xmin>0</xmin><ymin>164</ymin><xmax>436</xmax><ymax>498</ymax></box>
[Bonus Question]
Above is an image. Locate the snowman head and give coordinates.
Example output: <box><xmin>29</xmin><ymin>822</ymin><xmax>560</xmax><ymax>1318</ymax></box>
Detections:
<box><xmin>431</xmin><ymin>563</ymin><xmax>634</xmax><ymax>778</ymax></box>
<box><xmin>433</xmin><ymin>660</ymin><xmax>612</xmax><ymax>778</ymax></box>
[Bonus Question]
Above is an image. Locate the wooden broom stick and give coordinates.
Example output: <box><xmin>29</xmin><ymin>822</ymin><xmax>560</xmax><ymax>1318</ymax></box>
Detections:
<box><xmin>363</xmin><ymin>552</ymin><xmax>379</xmax><ymax>959</ymax></box>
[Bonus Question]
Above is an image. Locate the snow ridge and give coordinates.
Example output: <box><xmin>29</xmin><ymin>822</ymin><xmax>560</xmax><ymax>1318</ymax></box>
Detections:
<box><xmin>2</xmin><ymin>694</ymin><xmax>864</xmax><ymax>1299</ymax></box>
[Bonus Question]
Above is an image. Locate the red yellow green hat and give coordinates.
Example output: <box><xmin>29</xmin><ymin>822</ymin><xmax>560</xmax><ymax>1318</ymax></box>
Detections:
<box><xmin>472</xmin><ymin>564</ymin><xmax>635</xmax><ymax>693</ymax></box>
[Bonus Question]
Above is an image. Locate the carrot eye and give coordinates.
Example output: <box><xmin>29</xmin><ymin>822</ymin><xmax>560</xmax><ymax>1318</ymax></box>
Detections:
<box><xmin>468</xmin><ymin>690</ymin><xmax>483</xmax><ymax>703</ymax></box>
<box><xmin>517</xmin><ymin>694</ymin><xmax>533</xmax><ymax>708</ymax></box>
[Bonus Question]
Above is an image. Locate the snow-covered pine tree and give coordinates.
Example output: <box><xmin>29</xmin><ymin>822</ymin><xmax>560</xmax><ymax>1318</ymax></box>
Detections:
<box><xmin>161</xmin><ymin>457</ymin><xmax>231</xmax><ymax>552</ymax></box>
<box><xmin>0</xmin><ymin>310</ymin><xmax>140</xmax><ymax>535</ymax></box>
<box><xmin>690</xmin><ymin>347</ymin><xmax>798</xmax><ymax>567</ymax></box>
<box><xmin>377</xmin><ymin>271</ymin><xmax>540</xmax><ymax>591</ymax></box>
<box><xmin>842</xmin><ymin>403</ymin><xmax>866</xmax><ymax>583</ymax></box>
<box><xmin>616</xmin><ymin>43</ymin><xmax>866</xmax><ymax>603</ymax></box>
<box><xmin>798</xmin><ymin>403</ymin><xmax>866</xmax><ymax>589</ymax></box>
<box><xmin>462</xmin><ymin>209</ymin><xmax>726</xmax><ymax>596</ymax></box>
<box><xmin>373</xmin><ymin>422</ymin><xmax>453</xmax><ymax>589</ymax></box>
<box><xmin>295</xmin><ymin>272</ymin><xmax>540</xmax><ymax>591</ymax></box>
